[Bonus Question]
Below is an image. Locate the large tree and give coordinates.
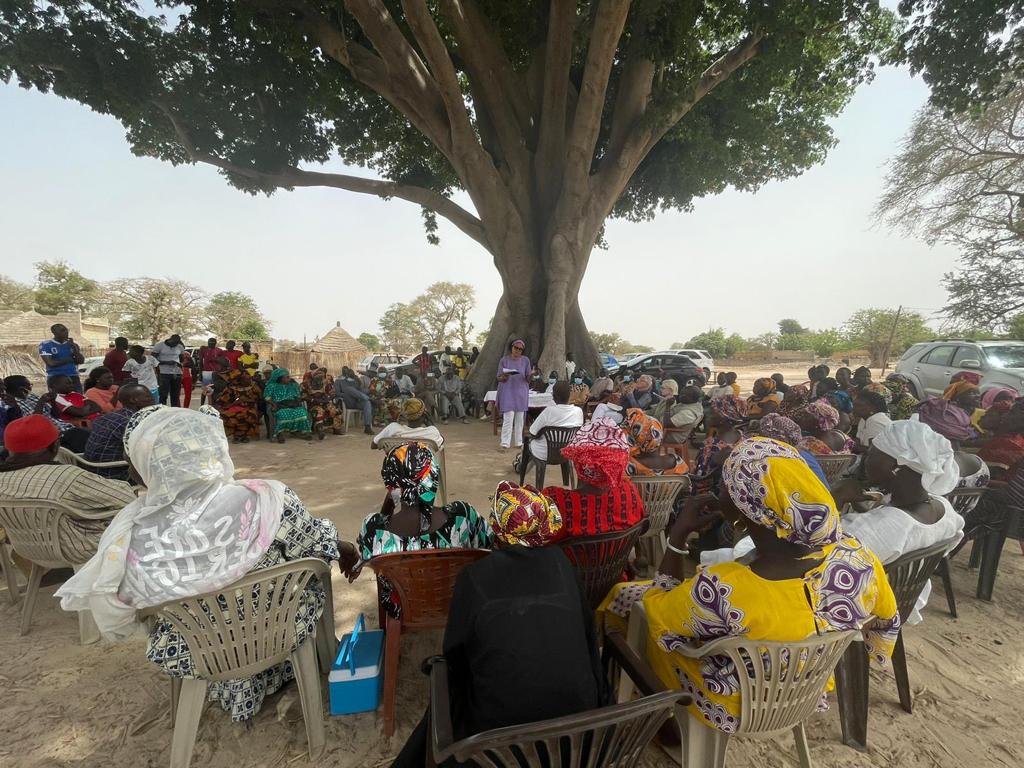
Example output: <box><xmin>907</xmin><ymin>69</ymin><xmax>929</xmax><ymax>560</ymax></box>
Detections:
<box><xmin>206</xmin><ymin>291</ymin><xmax>272</xmax><ymax>339</ymax></box>
<box><xmin>1</xmin><ymin>0</ymin><xmax>892</xmax><ymax>390</ymax></box>
<box><xmin>844</xmin><ymin>307</ymin><xmax>932</xmax><ymax>367</ymax></box>
<box><xmin>32</xmin><ymin>260</ymin><xmax>99</xmax><ymax>315</ymax></box>
<box><xmin>0</xmin><ymin>275</ymin><xmax>34</xmax><ymax>311</ymax></box>
<box><xmin>103</xmin><ymin>278</ymin><xmax>208</xmax><ymax>343</ymax></box>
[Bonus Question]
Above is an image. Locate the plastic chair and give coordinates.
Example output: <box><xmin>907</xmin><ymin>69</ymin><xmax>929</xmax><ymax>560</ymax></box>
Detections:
<box><xmin>426</xmin><ymin>631</ymin><xmax>687</xmax><ymax>768</ymax></box>
<box><xmin>622</xmin><ymin>602</ymin><xmax>855</xmax><ymax>768</ymax></box>
<box><xmin>139</xmin><ymin>557</ymin><xmax>335</xmax><ymax>768</ymax></box>
<box><xmin>0</xmin><ymin>497</ymin><xmax>114</xmax><ymax>642</ymax></box>
<box><xmin>834</xmin><ymin>536</ymin><xmax>959</xmax><ymax>750</ymax></box>
<box><xmin>57</xmin><ymin>446</ymin><xmax>129</xmax><ymax>472</ymax></box>
<box><xmin>0</xmin><ymin>530</ymin><xmax>21</xmax><ymax>605</ymax></box>
<box><xmin>376</xmin><ymin>436</ymin><xmax>450</xmax><ymax>506</ymax></box>
<box><xmin>339</xmin><ymin>401</ymin><xmax>363</xmax><ymax>434</ymax></box>
<box><xmin>560</xmin><ymin>520</ymin><xmax>649</xmax><ymax>609</ymax></box>
<box><xmin>812</xmin><ymin>454</ymin><xmax>856</xmax><ymax>488</ymax></box>
<box><xmin>933</xmin><ymin>485</ymin><xmax>989</xmax><ymax>618</ymax></box>
<box><xmin>630</xmin><ymin>476</ymin><xmax>690</xmax><ymax>574</ymax></box>
<box><xmin>518</xmin><ymin>425</ymin><xmax>581</xmax><ymax>488</ymax></box>
<box><xmin>367</xmin><ymin>548</ymin><xmax>490</xmax><ymax>738</ymax></box>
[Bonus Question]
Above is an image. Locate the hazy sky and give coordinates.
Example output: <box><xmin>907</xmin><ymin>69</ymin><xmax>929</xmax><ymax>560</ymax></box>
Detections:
<box><xmin>0</xmin><ymin>47</ymin><xmax>960</xmax><ymax>351</ymax></box>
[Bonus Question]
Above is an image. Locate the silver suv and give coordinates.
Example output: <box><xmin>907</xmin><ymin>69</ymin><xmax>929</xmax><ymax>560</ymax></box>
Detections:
<box><xmin>894</xmin><ymin>340</ymin><xmax>1024</xmax><ymax>398</ymax></box>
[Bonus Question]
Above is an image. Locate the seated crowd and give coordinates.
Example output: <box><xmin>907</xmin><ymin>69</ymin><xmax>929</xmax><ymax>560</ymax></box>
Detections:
<box><xmin>2</xmin><ymin>354</ymin><xmax>1019</xmax><ymax>763</ymax></box>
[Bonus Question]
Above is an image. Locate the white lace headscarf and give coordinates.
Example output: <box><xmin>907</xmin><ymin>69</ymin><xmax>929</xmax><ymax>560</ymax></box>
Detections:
<box><xmin>57</xmin><ymin>406</ymin><xmax>285</xmax><ymax>640</ymax></box>
<box><xmin>872</xmin><ymin>419</ymin><xmax>960</xmax><ymax>496</ymax></box>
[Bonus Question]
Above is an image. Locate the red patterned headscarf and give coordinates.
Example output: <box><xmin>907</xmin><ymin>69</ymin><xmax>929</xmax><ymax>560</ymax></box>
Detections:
<box><xmin>490</xmin><ymin>481</ymin><xmax>562</xmax><ymax>547</ymax></box>
<box><xmin>561</xmin><ymin>417</ymin><xmax>631</xmax><ymax>489</ymax></box>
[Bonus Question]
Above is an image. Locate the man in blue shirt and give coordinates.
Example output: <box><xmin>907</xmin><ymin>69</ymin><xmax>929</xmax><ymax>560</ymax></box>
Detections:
<box><xmin>38</xmin><ymin>323</ymin><xmax>85</xmax><ymax>392</ymax></box>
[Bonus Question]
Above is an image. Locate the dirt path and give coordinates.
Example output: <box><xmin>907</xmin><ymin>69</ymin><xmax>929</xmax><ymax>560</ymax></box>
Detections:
<box><xmin>2</xmin><ymin>416</ymin><xmax>1018</xmax><ymax>767</ymax></box>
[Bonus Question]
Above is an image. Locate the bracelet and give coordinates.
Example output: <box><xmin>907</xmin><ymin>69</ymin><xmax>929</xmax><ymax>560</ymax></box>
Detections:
<box><xmin>666</xmin><ymin>541</ymin><xmax>688</xmax><ymax>556</ymax></box>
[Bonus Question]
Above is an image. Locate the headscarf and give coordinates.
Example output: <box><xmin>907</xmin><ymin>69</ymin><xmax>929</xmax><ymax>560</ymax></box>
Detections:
<box><xmin>943</xmin><ymin>380</ymin><xmax>978</xmax><ymax>402</ymax></box>
<box><xmin>402</xmin><ymin>397</ymin><xmax>426</xmax><ymax>421</ymax></box>
<box><xmin>862</xmin><ymin>382</ymin><xmax>893</xmax><ymax>407</ymax></box>
<box><xmin>914</xmin><ymin>400</ymin><xmax>977</xmax><ymax>443</ymax></box>
<box><xmin>624</xmin><ymin>408</ymin><xmax>665</xmax><ymax>455</ymax></box>
<box><xmin>826</xmin><ymin>390</ymin><xmax>854</xmax><ymax>414</ymax></box>
<box><xmin>982</xmin><ymin>386</ymin><xmax>1019</xmax><ymax>410</ymax></box>
<box><xmin>56</xmin><ymin>406</ymin><xmax>285</xmax><ymax>640</ymax></box>
<box><xmin>561</xmin><ymin>417</ymin><xmax>631</xmax><ymax>489</ymax></box>
<box><xmin>753</xmin><ymin>377</ymin><xmax>777</xmax><ymax>396</ymax></box>
<box><xmin>950</xmin><ymin>371</ymin><xmax>982</xmax><ymax>386</ymax></box>
<box><xmin>779</xmin><ymin>384</ymin><xmax>810</xmax><ymax>416</ymax></box>
<box><xmin>800</xmin><ymin>400</ymin><xmax>841</xmax><ymax>432</ymax></box>
<box><xmin>758</xmin><ymin>413</ymin><xmax>802</xmax><ymax>446</ymax></box>
<box><xmin>381</xmin><ymin>442</ymin><xmax>440</xmax><ymax>527</ymax></box>
<box><xmin>884</xmin><ymin>375</ymin><xmax>921</xmax><ymax>421</ymax></box>
<box><xmin>722</xmin><ymin>437</ymin><xmax>840</xmax><ymax>549</ymax></box>
<box><xmin>634</xmin><ymin>375</ymin><xmax>654</xmax><ymax>393</ymax></box>
<box><xmin>490</xmin><ymin>481</ymin><xmax>562</xmax><ymax>547</ymax></box>
<box><xmin>263</xmin><ymin>367</ymin><xmax>299</xmax><ymax>402</ymax></box>
<box><xmin>661</xmin><ymin>379</ymin><xmax>679</xmax><ymax>396</ymax></box>
<box><xmin>711</xmin><ymin>395</ymin><xmax>749</xmax><ymax>425</ymax></box>
<box><xmin>872</xmin><ymin>420</ymin><xmax>960</xmax><ymax>496</ymax></box>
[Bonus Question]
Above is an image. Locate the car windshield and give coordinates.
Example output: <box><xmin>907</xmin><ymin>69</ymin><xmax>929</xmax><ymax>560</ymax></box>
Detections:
<box><xmin>985</xmin><ymin>346</ymin><xmax>1024</xmax><ymax>369</ymax></box>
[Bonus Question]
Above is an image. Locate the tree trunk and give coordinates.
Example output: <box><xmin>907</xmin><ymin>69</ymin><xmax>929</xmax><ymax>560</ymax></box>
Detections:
<box><xmin>466</xmin><ymin>236</ymin><xmax>599</xmax><ymax>396</ymax></box>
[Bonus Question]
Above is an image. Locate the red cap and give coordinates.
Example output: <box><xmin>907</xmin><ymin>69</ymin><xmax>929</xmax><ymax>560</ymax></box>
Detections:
<box><xmin>4</xmin><ymin>415</ymin><xmax>60</xmax><ymax>453</ymax></box>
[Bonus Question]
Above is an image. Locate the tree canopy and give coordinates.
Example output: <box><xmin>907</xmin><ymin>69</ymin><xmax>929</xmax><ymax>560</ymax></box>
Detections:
<box><xmin>844</xmin><ymin>308</ymin><xmax>932</xmax><ymax>366</ymax></box>
<box><xmin>681</xmin><ymin>329</ymin><xmax>747</xmax><ymax>359</ymax></box>
<box><xmin>0</xmin><ymin>0</ymin><xmax>896</xmax><ymax>385</ymax></box>
<box><xmin>32</xmin><ymin>261</ymin><xmax>99</xmax><ymax>315</ymax></box>
<box><xmin>102</xmin><ymin>278</ymin><xmax>208</xmax><ymax>343</ymax></box>
<box><xmin>206</xmin><ymin>291</ymin><xmax>272</xmax><ymax>339</ymax></box>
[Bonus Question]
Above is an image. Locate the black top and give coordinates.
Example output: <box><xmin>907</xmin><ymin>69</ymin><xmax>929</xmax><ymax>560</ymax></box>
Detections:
<box><xmin>443</xmin><ymin>546</ymin><xmax>607</xmax><ymax>736</ymax></box>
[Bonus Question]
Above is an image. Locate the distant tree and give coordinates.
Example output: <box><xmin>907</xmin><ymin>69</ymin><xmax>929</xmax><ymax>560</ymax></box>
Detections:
<box><xmin>412</xmin><ymin>282</ymin><xmax>476</xmax><ymax>348</ymax></box>
<box><xmin>590</xmin><ymin>332</ymin><xmax>626</xmax><ymax>355</ymax></box>
<box><xmin>33</xmin><ymin>260</ymin><xmax>99</xmax><ymax>315</ymax></box>
<box><xmin>776</xmin><ymin>333</ymin><xmax>809</xmax><ymax>352</ymax></box>
<box><xmin>683</xmin><ymin>329</ymin><xmax>746</xmax><ymax>359</ymax></box>
<box><xmin>475</xmin><ymin>317</ymin><xmax>493</xmax><ymax>350</ymax></box>
<box><xmin>378</xmin><ymin>303</ymin><xmax>422</xmax><ymax>355</ymax></box>
<box><xmin>631</xmin><ymin>344</ymin><xmax>655</xmax><ymax>354</ymax></box>
<box><xmin>777</xmin><ymin>319</ymin><xmax>808</xmax><ymax>337</ymax></box>
<box><xmin>205</xmin><ymin>291</ymin><xmax>271</xmax><ymax>340</ymax></box>
<box><xmin>0</xmin><ymin>275</ymin><xmax>34</xmax><ymax>310</ymax></box>
<box><xmin>358</xmin><ymin>333</ymin><xmax>382</xmax><ymax>352</ymax></box>
<box><xmin>1008</xmin><ymin>314</ymin><xmax>1024</xmax><ymax>340</ymax></box>
<box><xmin>806</xmin><ymin>328</ymin><xmax>849</xmax><ymax>358</ymax></box>
<box><xmin>845</xmin><ymin>308</ymin><xmax>933</xmax><ymax>367</ymax></box>
<box><xmin>103</xmin><ymin>278</ymin><xmax>207</xmax><ymax>343</ymax></box>
<box><xmin>748</xmin><ymin>332</ymin><xmax>780</xmax><ymax>350</ymax></box>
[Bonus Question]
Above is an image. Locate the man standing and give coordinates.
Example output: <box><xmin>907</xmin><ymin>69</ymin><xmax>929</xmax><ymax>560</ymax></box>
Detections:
<box><xmin>38</xmin><ymin>323</ymin><xmax>85</xmax><ymax>392</ymax></box>
<box><xmin>439</xmin><ymin>345</ymin><xmax>453</xmax><ymax>374</ymax></box>
<box><xmin>452</xmin><ymin>347</ymin><xmax>468</xmax><ymax>379</ymax></box>
<box><xmin>440</xmin><ymin>368</ymin><xmax>468</xmax><ymax>424</ymax></box>
<box><xmin>564</xmin><ymin>352</ymin><xmax>576</xmax><ymax>381</ymax></box>
<box><xmin>103</xmin><ymin>337</ymin><xmax>130</xmax><ymax>383</ymax></box>
<box><xmin>82</xmin><ymin>383</ymin><xmax>155</xmax><ymax>478</ymax></box>
<box><xmin>151</xmin><ymin>333</ymin><xmax>186</xmax><ymax>407</ymax></box>
<box><xmin>198</xmin><ymin>338</ymin><xmax>223</xmax><ymax>385</ymax></box>
<box><xmin>223</xmin><ymin>340</ymin><xmax>243</xmax><ymax>370</ymax></box>
<box><xmin>413</xmin><ymin>345</ymin><xmax>434</xmax><ymax>378</ymax></box>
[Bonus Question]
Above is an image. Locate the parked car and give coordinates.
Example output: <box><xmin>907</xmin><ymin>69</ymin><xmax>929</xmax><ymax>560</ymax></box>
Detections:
<box><xmin>894</xmin><ymin>339</ymin><xmax>1024</xmax><ymax>398</ymax></box>
<box><xmin>659</xmin><ymin>348</ymin><xmax>715</xmax><ymax>380</ymax></box>
<box><xmin>77</xmin><ymin>356</ymin><xmax>106</xmax><ymax>378</ymax></box>
<box><xmin>617</xmin><ymin>353</ymin><xmax>706</xmax><ymax>386</ymax></box>
<box><xmin>618</xmin><ymin>352</ymin><xmax>645</xmax><ymax>363</ymax></box>
<box><xmin>357</xmin><ymin>353</ymin><xmax>404</xmax><ymax>374</ymax></box>
<box><xmin>381</xmin><ymin>350</ymin><xmax>445</xmax><ymax>379</ymax></box>
<box><xmin>598</xmin><ymin>352</ymin><xmax>620</xmax><ymax>375</ymax></box>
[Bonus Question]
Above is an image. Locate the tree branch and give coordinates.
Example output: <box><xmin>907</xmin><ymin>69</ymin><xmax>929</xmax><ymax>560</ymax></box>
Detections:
<box><xmin>155</xmin><ymin>101</ymin><xmax>490</xmax><ymax>251</ymax></box>
<box><xmin>564</xmin><ymin>0</ymin><xmax>632</xmax><ymax>191</ymax></box>
<box><xmin>534</xmin><ymin>0</ymin><xmax>578</xmax><ymax>208</ymax></box>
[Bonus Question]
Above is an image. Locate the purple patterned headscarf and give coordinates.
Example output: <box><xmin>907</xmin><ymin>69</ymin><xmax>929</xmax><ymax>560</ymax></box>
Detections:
<box><xmin>800</xmin><ymin>400</ymin><xmax>841</xmax><ymax>431</ymax></box>
<box><xmin>758</xmin><ymin>414</ymin><xmax>802</xmax><ymax>446</ymax></box>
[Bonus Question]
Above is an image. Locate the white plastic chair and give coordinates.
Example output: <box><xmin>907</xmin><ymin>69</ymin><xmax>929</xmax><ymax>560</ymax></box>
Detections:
<box><xmin>139</xmin><ymin>557</ymin><xmax>335</xmax><ymax>768</ymax></box>
<box><xmin>376</xmin><ymin>436</ymin><xmax>450</xmax><ymax>506</ymax></box>
<box><xmin>0</xmin><ymin>530</ymin><xmax>21</xmax><ymax>605</ymax></box>
<box><xmin>0</xmin><ymin>497</ymin><xmax>113</xmax><ymax>642</ymax></box>
<box><xmin>621</xmin><ymin>602</ymin><xmax>855</xmax><ymax>768</ymax></box>
<box><xmin>630</xmin><ymin>476</ymin><xmax>690</xmax><ymax>574</ymax></box>
<box><xmin>339</xmin><ymin>402</ymin><xmax>363</xmax><ymax>434</ymax></box>
<box><xmin>57</xmin><ymin>446</ymin><xmax>129</xmax><ymax>472</ymax></box>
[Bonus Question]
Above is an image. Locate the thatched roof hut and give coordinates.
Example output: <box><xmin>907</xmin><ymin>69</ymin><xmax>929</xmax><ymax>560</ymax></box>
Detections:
<box><xmin>272</xmin><ymin>322</ymin><xmax>368</xmax><ymax>375</ymax></box>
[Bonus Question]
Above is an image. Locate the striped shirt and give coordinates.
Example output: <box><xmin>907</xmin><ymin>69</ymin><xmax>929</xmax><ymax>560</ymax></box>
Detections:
<box><xmin>543</xmin><ymin>483</ymin><xmax>645</xmax><ymax>540</ymax></box>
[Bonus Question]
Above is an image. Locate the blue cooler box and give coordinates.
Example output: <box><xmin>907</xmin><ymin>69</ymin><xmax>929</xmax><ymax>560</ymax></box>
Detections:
<box><xmin>329</xmin><ymin>613</ymin><xmax>385</xmax><ymax>715</ymax></box>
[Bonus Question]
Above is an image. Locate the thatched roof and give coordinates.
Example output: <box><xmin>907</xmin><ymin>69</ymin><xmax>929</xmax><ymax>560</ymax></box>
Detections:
<box><xmin>306</xmin><ymin>322</ymin><xmax>368</xmax><ymax>355</ymax></box>
<box><xmin>0</xmin><ymin>344</ymin><xmax>46</xmax><ymax>384</ymax></box>
<box><xmin>0</xmin><ymin>311</ymin><xmax>53</xmax><ymax>346</ymax></box>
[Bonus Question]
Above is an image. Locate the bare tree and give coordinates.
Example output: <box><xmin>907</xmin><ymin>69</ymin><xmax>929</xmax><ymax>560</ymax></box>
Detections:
<box><xmin>103</xmin><ymin>278</ymin><xmax>208</xmax><ymax>343</ymax></box>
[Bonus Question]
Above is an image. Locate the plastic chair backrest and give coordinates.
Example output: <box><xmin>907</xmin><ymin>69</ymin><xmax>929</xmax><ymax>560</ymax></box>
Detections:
<box><xmin>0</xmin><ymin>497</ymin><xmax>103</xmax><ymax>568</ymax></box>
<box><xmin>138</xmin><ymin>557</ymin><xmax>329</xmax><ymax>681</ymax></box>
<box><xmin>560</xmin><ymin>520</ymin><xmax>649</xmax><ymax>609</ymax></box>
<box><xmin>630</xmin><ymin>476</ymin><xmax>690</xmax><ymax>539</ymax></box>
<box><xmin>432</xmin><ymin>659</ymin><xmax>683</xmax><ymax>767</ymax></box>
<box><xmin>377</xmin><ymin>436</ymin><xmax>443</xmax><ymax>456</ymax></box>
<box><xmin>676</xmin><ymin>630</ymin><xmax>856</xmax><ymax>737</ymax></box>
<box><xmin>944</xmin><ymin>485</ymin><xmax>987</xmax><ymax>517</ymax></box>
<box><xmin>368</xmin><ymin>549</ymin><xmax>490</xmax><ymax>631</ymax></box>
<box><xmin>884</xmin><ymin>536</ymin><xmax>960</xmax><ymax>620</ymax></box>
<box><xmin>812</xmin><ymin>454</ymin><xmax>856</xmax><ymax>487</ymax></box>
<box><xmin>537</xmin><ymin>426</ymin><xmax>581</xmax><ymax>466</ymax></box>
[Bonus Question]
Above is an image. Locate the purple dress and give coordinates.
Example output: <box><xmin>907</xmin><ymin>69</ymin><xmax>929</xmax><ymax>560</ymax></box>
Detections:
<box><xmin>496</xmin><ymin>355</ymin><xmax>531</xmax><ymax>414</ymax></box>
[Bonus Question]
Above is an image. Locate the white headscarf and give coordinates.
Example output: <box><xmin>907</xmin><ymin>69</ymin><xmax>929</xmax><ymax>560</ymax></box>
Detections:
<box><xmin>56</xmin><ymin>406</ymin><xmax>285</xmax><ymax>640</ymax></box>
<box><xmin>872</xmin><ymin>419</ymin><xmax>961</xmax><ymax>496</ymax></box>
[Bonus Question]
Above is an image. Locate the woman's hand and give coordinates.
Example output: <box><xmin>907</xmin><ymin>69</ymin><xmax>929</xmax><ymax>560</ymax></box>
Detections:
<box><xmin>338</xmin><ymin>541</ymin><xmax>360</xmax><ymax>579</ymax></box>
<box><xmin>669</xmin><ymin>494</ymin><xmax>722</xmax><ymax>544</ymax></box>
<box><xmin>497</xmin><ymin>373</ymin><xmax>510</xmax><ymax>384</ymax></box>
<box><xmin>830</xmin><ymin>477</ymin><xmax>872</xmax><ymax>507</ymax></box>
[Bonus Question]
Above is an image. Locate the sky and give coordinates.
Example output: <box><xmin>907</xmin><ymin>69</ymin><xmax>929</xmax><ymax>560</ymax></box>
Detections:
<box><xmin>0</xmin><ymin>45</ymin><xmax>960</xmax><ymax>351</ymax></box>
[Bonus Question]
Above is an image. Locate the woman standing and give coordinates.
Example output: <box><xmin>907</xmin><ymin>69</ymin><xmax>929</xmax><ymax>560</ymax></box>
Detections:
<box><xmin>263</xmin><ymin>368</ymin><xmax>313</xmax><ymax>443</ymax></box>
<box><xmin>496</xmin><ymin>340</ymin><xmax>531</xmax><ymax>449</ymax></box>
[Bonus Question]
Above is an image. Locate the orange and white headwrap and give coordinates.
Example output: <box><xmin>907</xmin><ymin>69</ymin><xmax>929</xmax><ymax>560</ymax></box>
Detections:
<box><xmin>490</xmin><ymin>481</ymin><xmax>562</xmax><ymax>547</ymax></box>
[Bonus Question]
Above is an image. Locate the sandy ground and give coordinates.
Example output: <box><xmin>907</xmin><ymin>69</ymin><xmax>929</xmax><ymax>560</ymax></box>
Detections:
<box><xmin>3</xmin><ymin>365</ymin><xmax>1020</xmax><ymax>768</ymax></box>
